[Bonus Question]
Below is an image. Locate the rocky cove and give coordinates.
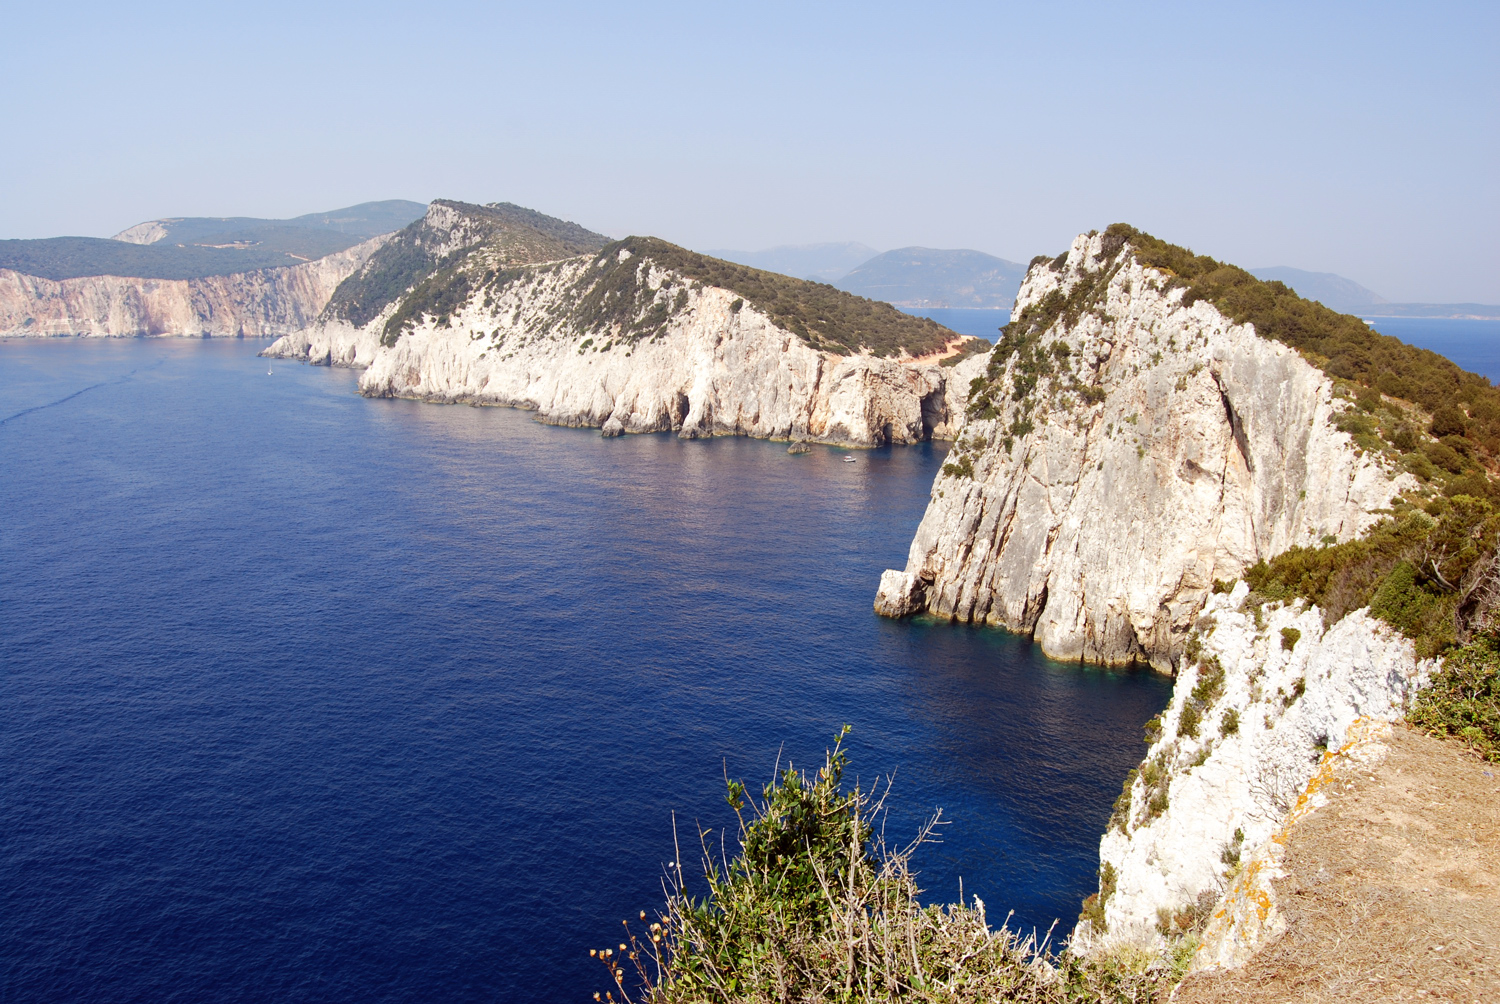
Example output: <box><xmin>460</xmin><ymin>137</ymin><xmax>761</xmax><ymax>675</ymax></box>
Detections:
<box><xmin>5</xmin><ymin>199</ymin><xmax>1492</xmax><ymax>990</ymax></box>
<box><xmin>268</xmin><ymin>213</ymin><xmax>1476</xmax><ymax>977</ymax></box>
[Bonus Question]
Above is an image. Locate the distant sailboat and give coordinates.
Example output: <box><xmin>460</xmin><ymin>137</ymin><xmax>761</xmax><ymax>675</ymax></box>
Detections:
<box><xmin>267</xmin><ymin>364</ymin><xmax>273</xmax><ymax>375</ymax></box>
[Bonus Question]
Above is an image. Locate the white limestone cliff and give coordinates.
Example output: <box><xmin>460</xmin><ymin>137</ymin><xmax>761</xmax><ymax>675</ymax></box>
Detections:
<box><xmin>1077</xmin><ymin>584</ymin><xmax>1430</xmax><ymax>953</ymax></box>
<box><xmin>268</xmin><ymin>252</ymin><xmax>987</xmax><ymax>447</ymax></box>
<box><xmin>874</xmin><ymin>231</ymin><xmax>1408</xmax><ymax>668</ymax></box>
<box><xmin>111</xmin><ymin>220</ymin><xmax>172</xmax><ymax>245</ymax></box>
<box><xmin>0</xmin><ymin>236</ymin><xmax>387</xmax><ymax>338</ymax></box>
<box><xmin>262</xmin><ymin>318</ymin><xmax>385</xmax><ymax>368</ymax></box>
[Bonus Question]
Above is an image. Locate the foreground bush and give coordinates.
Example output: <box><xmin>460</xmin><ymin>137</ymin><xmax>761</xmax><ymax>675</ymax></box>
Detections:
<box><xmin>1410</xmin><ymin>632</ymin><xmax>1500</xmax><ymax>762</ymax></box>
<box><xmin>593</xmin><ymin>728</ymin><xmax>1177</xmax><ymax>1003</ymax></box>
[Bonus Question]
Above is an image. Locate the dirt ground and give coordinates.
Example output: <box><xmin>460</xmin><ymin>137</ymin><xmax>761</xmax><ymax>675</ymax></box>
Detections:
<box><xmin>1175</xmin><ymin>724</ymin><xmax>1500</xmax><ymax>1004</ymax></box>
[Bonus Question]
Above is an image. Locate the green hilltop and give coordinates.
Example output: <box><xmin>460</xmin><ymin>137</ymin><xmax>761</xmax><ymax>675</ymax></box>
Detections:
<box><xmin>334</xmin><ymin>200</ymin><xmax>966</xmax><ymax>360</ymax></box>
<box><xmin>0</xmin><ymin>200</ymin><xmax>429</xmax><ymax>281</ymax></box>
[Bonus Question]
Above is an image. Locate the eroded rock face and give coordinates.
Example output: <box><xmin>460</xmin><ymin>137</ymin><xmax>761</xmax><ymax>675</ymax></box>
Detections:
<box><xmin>1080</xmin><ymin>586</ymin><xmax>1430</xmax><ymax>954</ymax></box>
<box><xmin>0</xmin><ymin>236</ymin><xmax>388</xmax><ymax>338</ymax></box>
<box><xmin>875</xmin><ymin>232</ymin><xmax>1407</xmax><ymax>669</ymax></box>
<box><xmin>268</xmin><ymin>255</ymin><xmax>987</xmax><ymax>447</ymax></box>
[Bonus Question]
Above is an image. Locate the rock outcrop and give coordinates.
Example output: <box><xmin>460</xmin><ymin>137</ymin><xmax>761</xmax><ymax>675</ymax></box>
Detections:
<box><xmin>1079</xmin><ymin>584</ymin><xmax>1431</xmax><ymax>952</ymax></box>
<box><xmin>874</xmin><ymin>230</ymin><xmax>1407</xmax><ymax>668</ymax></box>
<box><xmin>0</xmin><ymin>236</ymin><xmax>387</xmax><ymax>338</ymax></box>
<box><xmin>267</xmin><ymin>202</ymin><xmax>988</xmax><ymax>447</ymax></box>
<box><xmin>357</xmin><ymin>264</ymin><xmax>983</xmax><ymax>446</ymax></box>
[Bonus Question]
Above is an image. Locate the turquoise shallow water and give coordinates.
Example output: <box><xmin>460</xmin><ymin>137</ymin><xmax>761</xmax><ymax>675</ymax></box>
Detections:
<box><xmin>0</xmin><ymin>338</ymin><xmax>1170</xmax><ymax>1002</ymax></box>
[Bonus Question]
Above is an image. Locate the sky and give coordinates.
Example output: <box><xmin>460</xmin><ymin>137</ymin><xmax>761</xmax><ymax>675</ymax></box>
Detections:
<box><xmin>2</xmin><ymin>1</ymin><xmax>1495</xmax><ymax>302</ymax></box>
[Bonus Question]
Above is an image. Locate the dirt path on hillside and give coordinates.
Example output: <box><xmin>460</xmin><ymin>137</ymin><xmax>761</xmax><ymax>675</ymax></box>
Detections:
<box><xmin>1175</xmin><ymin>725</ymin><xmax>1499</xmax><ymax>1004</ymax></box>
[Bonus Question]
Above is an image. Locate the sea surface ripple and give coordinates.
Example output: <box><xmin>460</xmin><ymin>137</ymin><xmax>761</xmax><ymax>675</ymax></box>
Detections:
<box><xmin>0</xmin><ymin>339</ymin><xmax>1170</xmax><ymax>1003</ymax></box>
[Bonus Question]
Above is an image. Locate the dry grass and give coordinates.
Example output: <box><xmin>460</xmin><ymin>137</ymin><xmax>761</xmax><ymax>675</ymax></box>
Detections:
<box><xmin>1176</xmin><ymin>725</ymin><xmax>1500</xmax><ymax>1003</ymax></box>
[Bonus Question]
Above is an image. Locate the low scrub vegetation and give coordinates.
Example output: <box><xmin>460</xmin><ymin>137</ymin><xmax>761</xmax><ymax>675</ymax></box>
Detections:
<box><xmin>1244</xmin><ymin>494</ymin><xmax>1500</xmax><ymax>658</ymax></box>
<box><xmin>598</xmin><ymin>728</ymin><xmax>1182</xmax><ymax>1003</ymax></box>
<box><xmin>588</xmin><ymin>237</ymin><xmax>960</xmax><ymax>358</ymax></box>
<box><xmin>1103</xmin><ymin>223</ymin><xmax>1500</xmax><ymax>461</ymax></box>
<box><xmin>966</xmin><ymin>222</ymin><xmax>1500</xmax><ymax>474</ymax></box>
<box><xmin>965</xmin><ymin>285</ymin><xmax>1111</xmax><ymax>423</ymax></box>
<box><xmin>325</xmin><ymin>200</ymin><xmax>607</xmax><ymax>333</ymax></box>
<box><xmin>1409</xmin><ymin>632</ymin><xmax>1500</xmax><ymax>762</ymax></box>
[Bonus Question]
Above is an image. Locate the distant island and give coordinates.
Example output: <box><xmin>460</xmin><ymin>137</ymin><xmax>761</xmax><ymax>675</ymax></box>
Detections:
<box><xmin>833</xmin><ymin>247</ymin><xmax>1026</xmax><ymax>309</ymax></box>
<box><xmin>1250</xmin><ymin>265</ymin><xmax>1500</xmax><ymax>319</ymax></box>
<box><xmin>0</xmin><ymin>200</ymin><xmax>427</xmax><ymax>281</ymax></box>
<box><xmin>703</xmin><ymin>242</ymin><xmax>879</xmax><ymax>284</ymax></box>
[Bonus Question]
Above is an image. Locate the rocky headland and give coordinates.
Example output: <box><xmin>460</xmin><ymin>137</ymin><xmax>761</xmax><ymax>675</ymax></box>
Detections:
<box><xmin>266</xmin><ymin>200</ymin><xmax>990</xmax><ymax>447</ymax></box>
<box><xmin>874</xmin><ymin>229</ymin><xmax>1407</xmax><ymax>669</ymax></box>
<box><xmin>0</xmin><ymin>235</ymin><xmax>389</xmax><ymax>338</ymax></box>
<box><xmin>876</xmin><ymin>224</ymin><xmax>1500</xmax><ymax>979</ymax></box>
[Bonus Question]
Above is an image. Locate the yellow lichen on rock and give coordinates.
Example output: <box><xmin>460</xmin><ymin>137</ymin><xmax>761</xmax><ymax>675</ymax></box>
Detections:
<box><xmin>1192</xmin><ymin>717</ymin><xmax>1393</xmax><ymax>971</ymax></box>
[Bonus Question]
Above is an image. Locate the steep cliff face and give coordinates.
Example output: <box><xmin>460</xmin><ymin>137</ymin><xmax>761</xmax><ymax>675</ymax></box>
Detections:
<box><xmin>0</xmin><ymin>236</ymin><xmax>387</xmax><ymax>338</ymax></box>
<box><xmin>1080</xmin><ymin>585</ymin><xmax>1430</xmax><ymax>952</ymax></box>
<box><xmin>875</xmin><ymin>231</ymin><xmax>1407</xmax><ymax>668</ymax></box>
<box><xmin>268</xmin><ymin>204</ymin><xmax>987</xmax><ymax>447</ymax></box>
<box><xmin>357</xmin><ymin>256</ymin><xmax>983</xmax><ymax>444</ymax></box>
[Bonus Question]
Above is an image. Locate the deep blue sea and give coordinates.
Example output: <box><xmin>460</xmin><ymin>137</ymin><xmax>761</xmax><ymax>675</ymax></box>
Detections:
<box><xmin>896</xmin><ymin>306</ymin><xmax>1006</xmax><ymax>342</ymax></box>
<box><xmin>0</xmin><ymin>339</ymin><xmax>1170</xmax><ymax>1003</ymax></box>
<box><xmin>1363</xmin><ymin>317</ymin><xmax>1500</xmax><ymax>383</ymax></box>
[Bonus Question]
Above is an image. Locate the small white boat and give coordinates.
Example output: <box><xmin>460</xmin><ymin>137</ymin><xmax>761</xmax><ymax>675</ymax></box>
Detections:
<box><xmin>843</xmin><ymin>455</ymin><xmax>856</xmax><ymax>463</ymax></box>
<box><xmin>267</xmin><ymin>365</ymin><xmax>273</xmax><ymax>375</ymax></box>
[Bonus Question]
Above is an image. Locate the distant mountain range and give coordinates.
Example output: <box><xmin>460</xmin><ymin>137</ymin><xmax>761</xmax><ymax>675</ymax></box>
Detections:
<box><xmin>702</xmin><ymin>251</ymin><xmax>1499</xmax><ymax>320</ymax></box>
<box><xmin>703</xmin><ymin>243</ymin><xmax>1027</xmax><ymax>309</ymax></box>
<box><xmin>1250</xmin><ymin>265</ymin><xmax>1499</xmax><ymax>319</ymax></box>
<box><xmin>0</xmin><ymin>200</ymin><xmax>428</xmax><ymax>281</ymax></box>
<box><xmin>702</xmin><ymin>243</ymin><xmax>880</xmax><ymax>284</ymax></box>
<box><xmin>834</xmin><ymin>247</ymin><xmax>1026</xmax><ymax>309</ymax></box>
<box><xmin>7</xmin><ymin>207</ymin><xmax>1496</xmax><ymax>321</ymax></box>
<box><xmin>1247</xmin><ymin>267</ymin><xmax>1386</xmax><ymax>312</ymax></box>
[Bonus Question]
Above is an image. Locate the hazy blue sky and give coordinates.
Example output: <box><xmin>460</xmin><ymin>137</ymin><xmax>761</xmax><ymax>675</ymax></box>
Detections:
<box><xmin>2</xmin><ymin>1</ymin><xmax>1495</xmax><ymax>301</ymax></box>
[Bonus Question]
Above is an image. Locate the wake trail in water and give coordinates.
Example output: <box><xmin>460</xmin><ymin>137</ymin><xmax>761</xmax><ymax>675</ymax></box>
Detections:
<box><xmin>0</xmin><ymin>360</ymin><xmax>164</xmax><ymax>427</ymax></box>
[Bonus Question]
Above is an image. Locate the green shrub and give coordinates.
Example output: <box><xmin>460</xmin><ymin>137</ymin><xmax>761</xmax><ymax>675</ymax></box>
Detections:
<box><xmin>608</xmin><ymin>728</ymin><xmax>1168</xmax><ymax>1003</ymax></box>
<box><xmin>1368</xmin><ymin>561</ymin><xmax>1451</xmax><ymax>648</ymax></box>
<box><xmin>1100</xmin><ymin>224</ymin><xmax>1500</xmax><ymax>464</ymax></box>
<box><xmin>1431</xmin><ymin>406</ymin><xmax>1468</xmax><ymax>438</ymax></box>
<box><xmin>1108</xmin><ymin>768</ymin><xmax>1139</xmax><ymax>833</ymax></box>
<box><xmin>1423</xmin><ymin>440</ymin><xmax>1466</xmax><ymax>474</ymax></box>
<box><xmin>1410</xmin><ymin>633</ymin><xmax>1500</xmax><ymax>762</ymax></box>
<box><xmin>1077</xmin><ymin>862</ymin><xmax>1117</xmax><ymax>934</ymax></box>
<box><xmin>1244</xmin><ymin>497</ymin><xmax>1500</xmax><ymax>658</ymax></box>
<box><xmin>941</xmin><ymin>454</ymin><xmax>975</xmax><ymax>479</ymax></box>
<box><xmin>1220</xmin><ymin>708</ymin><xmax>1240</xmax><ymax>736</ymax></box>
<box><xmin>581</xmin><ymin>237</ymin><xmax>957</xmax><ymax>358</ymax></box>
<box><xmin>1143</xmin><ymin>713</ymin><xmax>1163</xmax><ymax>745</ymax></box>
<box><xmin>1174</xmin><ymin>659</ymin><xmax>1225</xmax><ymax>743</ymax></box>
<box><xmin>1189</xmin><ymin>659</ymin><xmax>1225</xmax><ymax>708</ymax></box>
<box><xmin>1280</xmin><ymin>627</ymin><xmax>1301</xmax><ymax>651</ymax></box>
<box><xmin>327</xmin><ymin>199</ymin><xmax>607</xmax><ymax>330</ymax></box>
